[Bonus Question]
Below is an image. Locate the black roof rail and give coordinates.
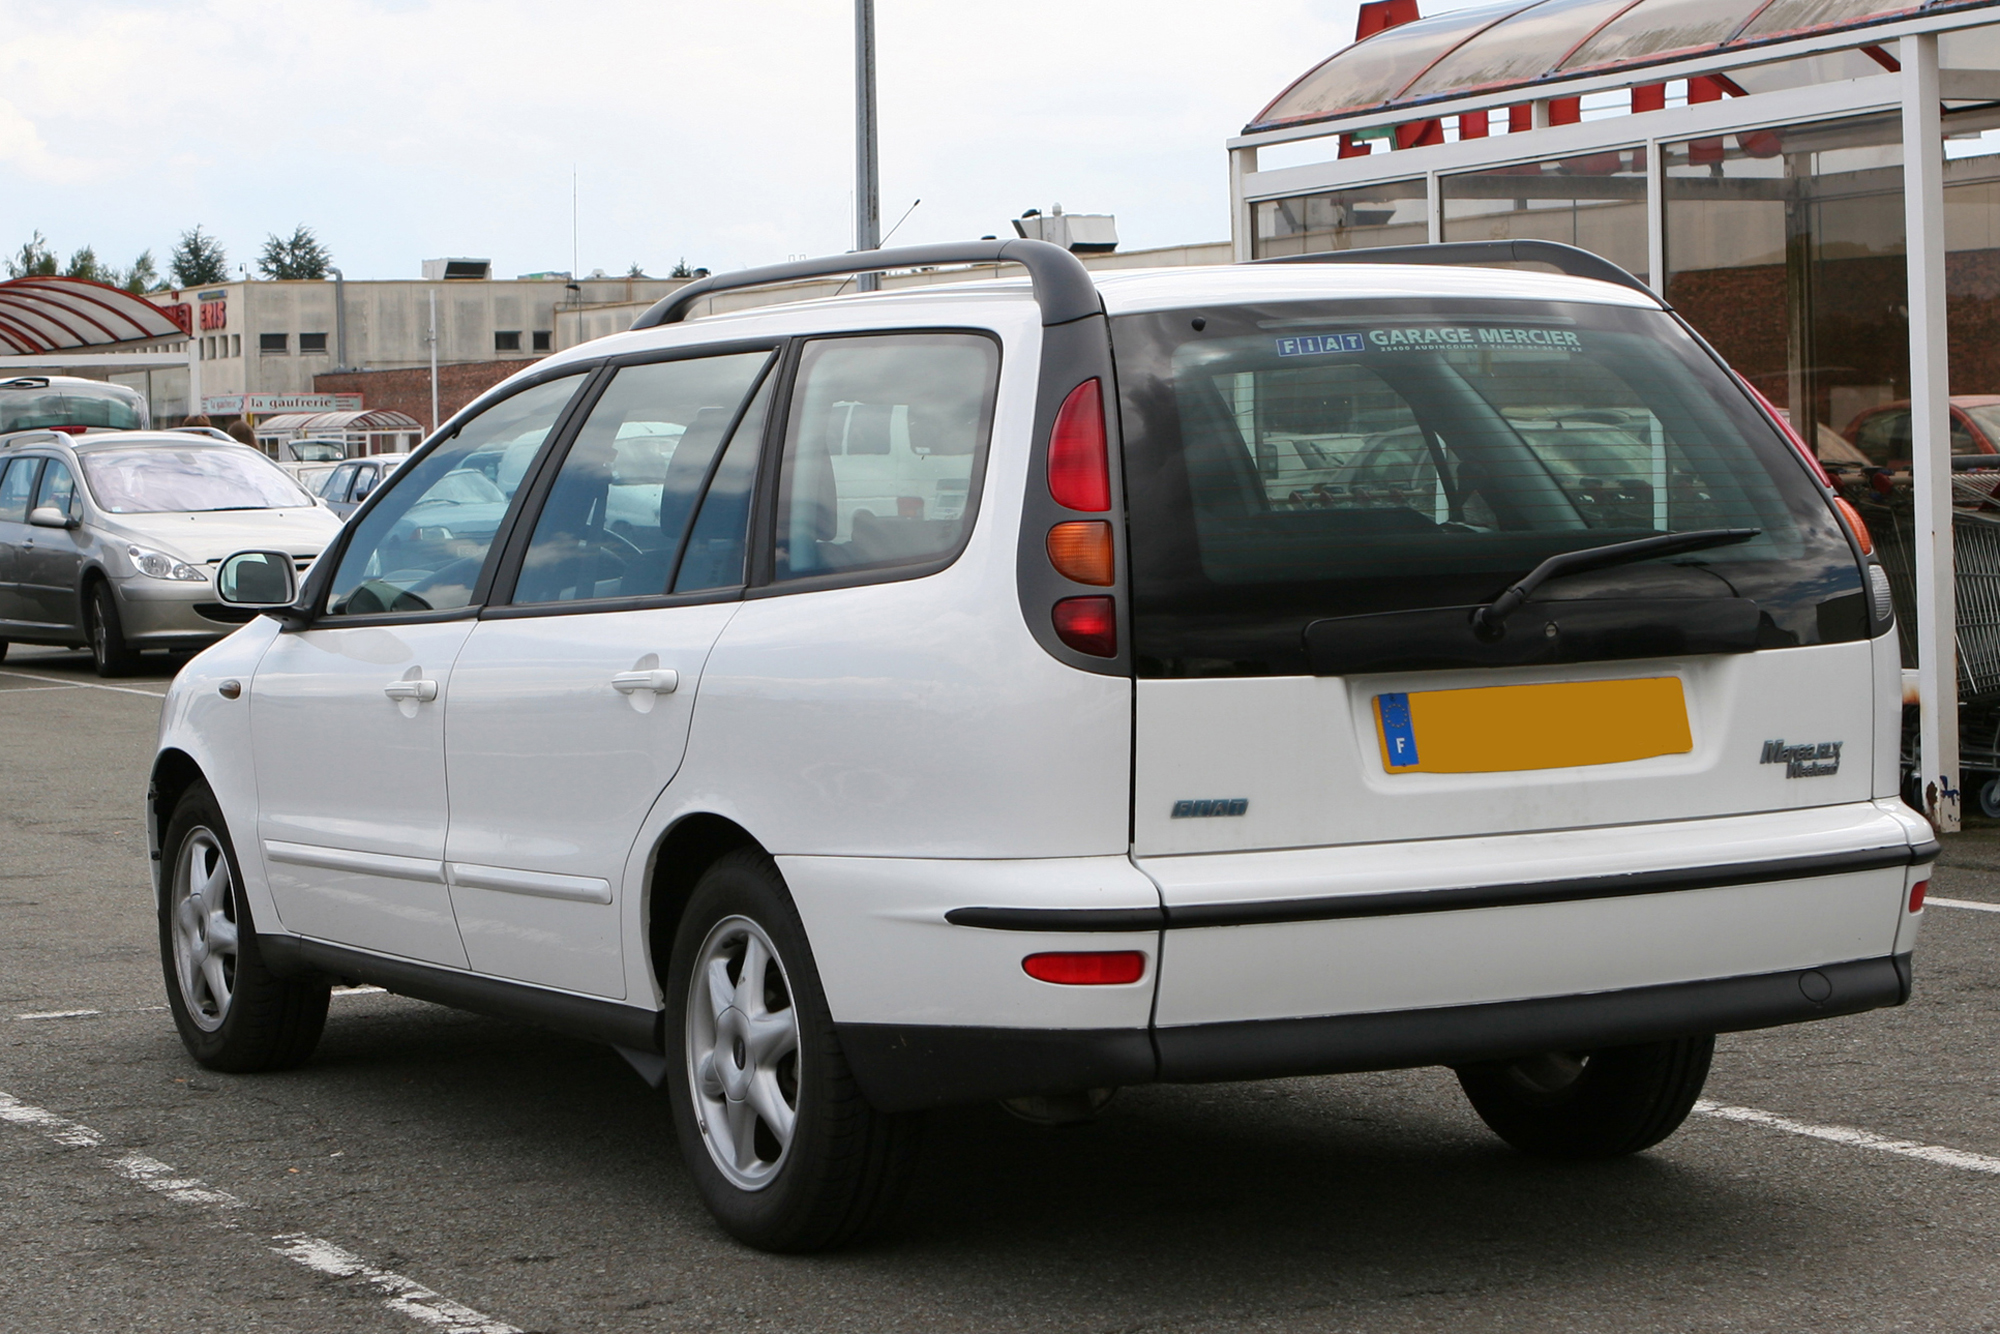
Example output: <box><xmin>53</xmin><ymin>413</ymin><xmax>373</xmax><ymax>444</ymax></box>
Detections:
<box><xmin>1251</xmin><ymin>239</ymin><xmax>1657</xmax><ymax>300</ymax></box>
<box><xmin>630</xmin><ymin>238</ymin><xmax>1102</xmax><ymax>331</ymax></box>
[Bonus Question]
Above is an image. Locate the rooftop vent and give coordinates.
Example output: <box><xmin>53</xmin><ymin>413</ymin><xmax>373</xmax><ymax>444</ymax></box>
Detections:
<box><xmin>1011</xmin><ymin>205</ymin><xmax>1118</xmax><ymax>255</ymax></box>
<box><xmin>423</xmin><ymin>258</ymin><xmax>492</xmax><ymax>281</ymax></box>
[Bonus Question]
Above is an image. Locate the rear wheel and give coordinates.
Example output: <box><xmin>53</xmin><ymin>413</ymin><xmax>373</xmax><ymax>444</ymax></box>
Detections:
<box><xmin>86</xmin><ymin>581</ymin><xmax>141</xmax><ymax>677</ymax></box>
<box><xmin>159</xmin><ymin>781</ymin><xmax>330</xmax><ymax>1072</ymax></box>
<box><xmin>1456</xmin><ymin>1035</ymin><xmax>1714</xmax><ymax>1159</ymax></box>
<box><xmin>0</xmin><ymin>639</ymin><xmax>8</xmax><ymax>662</ymax></box>
<box><xmin>664</xmin><ymin>849</ymin><xmax>923</xmax><ymax>1252</ymax></box>
<box><xmin>1977</xmin><ymin>774</ymin><xmax>2000</xmax><ymax>820</ymax></box>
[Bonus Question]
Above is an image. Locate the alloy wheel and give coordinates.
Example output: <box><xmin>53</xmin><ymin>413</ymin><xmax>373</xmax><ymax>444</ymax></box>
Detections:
<box><xmin>685</xmin><ymin>915</ymin><xmax>802</xmax><ymax>1190</ymax></box>
<box><xmin>170</xmin><ymin>828</ymin><xmax>239</xmax><ymax>1032</ymax></box>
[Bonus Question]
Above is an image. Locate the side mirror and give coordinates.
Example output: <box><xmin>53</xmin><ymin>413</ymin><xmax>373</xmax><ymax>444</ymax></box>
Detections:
<box><xmin>27</xmin><ymin>505</ymin><xmax>76</xmax><ymax>530</ymax></box>
<box><xmin>216</xmin><ymin>549</ymin><xmax>299</xmax><ymax>608</ymax></box>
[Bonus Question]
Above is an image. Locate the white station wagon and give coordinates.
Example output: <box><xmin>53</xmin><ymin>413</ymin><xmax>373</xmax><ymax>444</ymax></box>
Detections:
<box><xmin>151</xmin><ymin>238</ymin><xmax>1935</xmax><ymax>1251</ymax></box>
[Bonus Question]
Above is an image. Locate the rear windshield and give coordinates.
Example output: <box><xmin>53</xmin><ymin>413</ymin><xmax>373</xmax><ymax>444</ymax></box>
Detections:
<box><xmin>1113</xmin><ymin>299</ymin><xmax>1866</xmax><ymax>677</ymax></box>
<box><xmin>0</xmin><ymin>383</ymin><xmax>147</xmax><ymax>433</ymax></box>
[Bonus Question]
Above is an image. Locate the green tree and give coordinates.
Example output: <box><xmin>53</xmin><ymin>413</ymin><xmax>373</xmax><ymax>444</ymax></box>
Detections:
<box><xmin>118</xmin><ymin>251</ymin><xmax>162</xmax><ymax>294</ymax></box>
<box><xmin>669</xmin><ymin>257</ymin><xmax>693</xmax><ymax>279</ymax></box>
<box><xmin>626</xmin><ymin>261</ymin><xmax>648</xmax><ymax>279</ymax></box>
<box><xmin>256</xmin><ymin>224</ymin><xmax>331</xmax><ymax>280</ymax></box>
<box><xmin>169</xmin><ymin>226</ymin><xmax>229</xmax><ymax>287</ymax></box>
<box><xmin>63</xmin><ymin>245</ymin><xmax>111</xmax><ymax>284</ymax></box>
<box><xmin>7</xmin><ymin>231</ymin><xmax>57</xmax><ymax>278</ymax></box>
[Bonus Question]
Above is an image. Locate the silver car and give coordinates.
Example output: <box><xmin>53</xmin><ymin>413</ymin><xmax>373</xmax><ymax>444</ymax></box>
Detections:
<box><xmin>0</xmin><ymin>430</ymin><xmax>343</xmax><ymax>675</ymax></box>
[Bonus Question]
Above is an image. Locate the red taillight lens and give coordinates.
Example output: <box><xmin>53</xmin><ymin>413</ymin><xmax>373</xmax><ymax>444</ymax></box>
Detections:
<box><xmin>1833</xmin><ymin>496</ymin><xmax>1875</xmax><ymax>556</ymax></box>
<box><xmin>1910</xmin><ymin>879</ymin><xmax>1929</xmax><ymax>914</ymax></box>
<box><xmin>1052</xmin><ymin>595</ymin><xmax>1117</xmax><ymax>657</ymax></box>
<box><xmin>50</xmin><ymin>424</ymin><xmax>87</xmax><ymax>435</ymax></box>
<box><xmin>1048</xmin><ymin>379</ymin><xmax>1110</xmax><ymax>512</ymax></box>
<box><xmin>1023</xmin><ymin>951</ymin><xmax>1146</xmax><ymax>985</ymax></box>
<box><xmin>1047</xmin><ymin>521</ymin><xmax>1115</xmax><ymax>586</ymax></box>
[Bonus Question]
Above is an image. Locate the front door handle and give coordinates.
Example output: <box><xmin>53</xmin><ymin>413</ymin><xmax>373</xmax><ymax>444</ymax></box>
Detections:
<box><xmin>611</xmin><ymin>668</ymin><xmax>678</xmax><ymax>695</ymax></box>
<box><xmin>383</xmin><ymin>679</ymin><xmax>439</xmax><ymax>702</ymax></box>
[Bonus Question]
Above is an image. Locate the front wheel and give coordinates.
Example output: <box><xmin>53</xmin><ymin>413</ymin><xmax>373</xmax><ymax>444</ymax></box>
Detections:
<box><xmin>87</xmin><ymin>582</ymin><xmax>141</xmax><ymax>677</ymax></box>
<box><xmin>665</xmin><ymin>850</ymin><xmax>922</xmax><ymax>1252</ymax></box>
<box><xmin>159</xmin><ymin>781</ymin><xmax>330</xmax><ymax>1072</ymax></box>
<box><xmin>1456</xmin><ymin>1035</ymin><xmax>1714</xmax><ymax>1159</ymax></box>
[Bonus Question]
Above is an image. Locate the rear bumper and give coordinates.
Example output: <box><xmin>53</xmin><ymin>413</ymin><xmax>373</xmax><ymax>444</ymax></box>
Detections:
<box><xmin>838</xmin><ymin>954</ymin><xmax>1911</xmax><ymax>1111</ymax></box>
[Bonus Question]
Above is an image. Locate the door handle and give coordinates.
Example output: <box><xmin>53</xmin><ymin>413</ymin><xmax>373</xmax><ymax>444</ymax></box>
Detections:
<box><xmin>611</xmin><ymin>668</ymin><xmax>678</xmax><ymax>695</ymax></box>
<box><xmin>383</xmin><ymin>679</ymin><xmax>439</xmax><ymax>702</ymax></box>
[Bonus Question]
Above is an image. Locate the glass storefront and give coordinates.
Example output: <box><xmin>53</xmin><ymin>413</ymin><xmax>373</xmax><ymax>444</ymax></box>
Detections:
<box><xmin>1442</xmin><ymin>148</ymin><xmax>1650</xmax><ymax>284</ymax></box>
<box><xmin>1251</xmin><ymin>179</ymin><xmax>1428</xmax><ymax>257</ymax></box>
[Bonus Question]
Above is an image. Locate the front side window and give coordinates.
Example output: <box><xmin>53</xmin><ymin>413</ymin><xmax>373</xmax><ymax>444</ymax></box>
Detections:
<box><xmin>1115</xmin><ymin>299</ymin><xmax>1867</xmax><ymax>676</ymax></box>
<box><xmin>325</xmin><ymin>373</ymin><xmax>585</xmax><ymax>617</ymax></box>
<box><xmin>0</xmin><ymin>457</ymin><xmax>42</xmax><ymax>522</ymax></box>
<box><xmin>33</xmin><ymin>458</ymin><xmax>77</xmax><ymax>517</ymax></box>
<box><xmin>80</xmin><ymin>447</ymin><xmax>312</xmax><ymax>514</ymax></box>
<box><xmin>511</xmin><ymin>352</ymin><xmax>770</xmax><ymax>605</ymax></box>
<box><xmin>772</xmin><ymin>333</ymin><xmax>998</xmax><ymax>582</ymax></box>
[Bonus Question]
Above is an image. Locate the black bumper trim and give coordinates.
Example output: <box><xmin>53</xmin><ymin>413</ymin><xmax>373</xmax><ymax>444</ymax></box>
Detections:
<box><xmin>258</xmin><ymin>934</ymin><xmax>664</xmax><ymax>1053</ymax></box>
<box><xmin>837</xmin><ymin>956</ymin><xmax>1908</xmax><ymax>1109</ymax></box>
<box><xmin>946</xmin><ymin>842</ymin><xmax>1932</xmax><ymax>933</ymax></box>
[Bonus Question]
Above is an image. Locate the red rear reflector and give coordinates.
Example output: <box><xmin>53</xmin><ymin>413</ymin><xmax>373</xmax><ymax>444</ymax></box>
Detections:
<box><xmin>50</xmin><ymin>424</ymin><xmax>87</xmax><ymax>435</ymax></box>
<box><xmin>1052</xmin><ymin>595</ymin><xmax>1117</xmax><ymax>657</ymax></box>
<box><xmin>1023</xmin><ymin>951</ymin><xmax>1146</xmax><ymax>985</ymax></box>
<box><xmin>1048</xmin><ymin>379</ymin><xmax>1110</xmax><ymax>512</ymax></box>
<box><xmin>1047</xmin><ymin>521</ymin><xmax>1115</xmax><ymax>586</ymax></box>
<box><xmin>1833</xmin><ymin>496</ymin><xmax>1874</xmax><ymax>556</ymax></box>
<box><xmin>1910</xmin><ymin>879</ymin><xmax>1928</xmax><ymax>914</ymax></box>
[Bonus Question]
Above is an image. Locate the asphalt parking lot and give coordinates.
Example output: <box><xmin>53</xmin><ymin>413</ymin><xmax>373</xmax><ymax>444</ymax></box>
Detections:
<box><xmin>3</xmin><ymin>643</ymin><xmax>1999</xmax><ymax>1333</ymax></box>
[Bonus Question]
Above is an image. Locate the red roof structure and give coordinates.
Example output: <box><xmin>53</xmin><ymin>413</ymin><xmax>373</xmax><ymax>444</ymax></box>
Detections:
<box><xmin>0</xmin><ymin>276</ymin><xmax>186</xmax><ymax>356</ymax></box>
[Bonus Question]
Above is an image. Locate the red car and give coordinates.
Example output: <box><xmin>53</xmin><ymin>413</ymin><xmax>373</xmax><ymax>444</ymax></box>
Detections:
<box><xmin>1845</xmin><ymin>395</ymin><xmax>2000</xmax><ymax>466</ymax></box>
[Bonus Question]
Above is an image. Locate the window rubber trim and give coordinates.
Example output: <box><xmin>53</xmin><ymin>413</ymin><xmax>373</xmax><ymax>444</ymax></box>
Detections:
<box><xmin>943</xmin><ymin>841</ymin><xmax>1940</xmax><ymax>932</ymax></box>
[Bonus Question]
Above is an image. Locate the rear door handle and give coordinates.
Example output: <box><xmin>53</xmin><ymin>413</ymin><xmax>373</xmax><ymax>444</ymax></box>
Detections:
<box><xmin>383</xmin><ymin>679</ymin><xmax>439</xmax><ymax>702</ymax></box>
<box><xmin>611</xmin><ymin>668</ymin><xmax>678</xmax><ymax>695</ymax></box>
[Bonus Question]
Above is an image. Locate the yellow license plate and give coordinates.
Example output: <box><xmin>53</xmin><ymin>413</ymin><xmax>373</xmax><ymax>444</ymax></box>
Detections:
<box><xmin>1374</xmin><ymin>677</ymin><xmax>1691</xmax><ymax>774</ymax></box>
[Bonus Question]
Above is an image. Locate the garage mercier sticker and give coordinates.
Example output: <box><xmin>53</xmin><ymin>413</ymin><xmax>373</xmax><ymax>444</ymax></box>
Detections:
<box><xmin>1276</xmin><ymin>326</ymin><xmax>1583</xmax><ymax>356</ymax></box>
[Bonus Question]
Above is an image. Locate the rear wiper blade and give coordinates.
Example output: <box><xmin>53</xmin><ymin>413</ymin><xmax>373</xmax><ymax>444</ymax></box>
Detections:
<box><xmin>1472</xmin><ymin>528</ymin><xmax>1761</xmax><ymax>638</ymax></box>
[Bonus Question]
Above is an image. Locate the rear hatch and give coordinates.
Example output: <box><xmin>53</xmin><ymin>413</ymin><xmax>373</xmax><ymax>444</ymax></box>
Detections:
<box><xmin>1115</xmin><ymin>293</ymin><xmax>1881</xmax><ymax>863</ymax></box>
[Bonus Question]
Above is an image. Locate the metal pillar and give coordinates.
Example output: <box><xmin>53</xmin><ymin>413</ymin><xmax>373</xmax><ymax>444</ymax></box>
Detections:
<box><xmin>186</xmin><ymin>340</ymin><xmax>201</xmax><ymax>421</ymax></box>
<box><xmin>427</xmin><ymin>291</ymin><xmax>440</xmax><ymax>436</ymax></box>
<box><xmin>328</xmin><ymin>266</ymin><xmax>348</xmax><ymax>372</ymax></box>
<box><xmin>1904</xmin><ymin>32</ymin><xmax>1959</xmax><ymax>830</ymax></box>
<box><xmin>854</xmin><ymin>0</ymin><xmax>881</xmax><ymax>292</ymax></box>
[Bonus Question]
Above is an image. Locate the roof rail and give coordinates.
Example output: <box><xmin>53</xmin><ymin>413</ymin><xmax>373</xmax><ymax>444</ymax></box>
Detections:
<box><xmin>630</xmin><ymin>238</ymin><xmax>1102</xmax><ymax>330</ymax></box>
<box><xmin>1252</xmin><ymin>239</ymin><xmax>1656</xmax><ymax>300</ymax></box>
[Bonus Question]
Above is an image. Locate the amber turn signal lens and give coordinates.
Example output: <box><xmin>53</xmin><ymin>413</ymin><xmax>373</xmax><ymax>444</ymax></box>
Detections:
<box><xmin>1052</xmin><ymin>596</ymin><xmax>1117</xmax><ymax>657</ymax></box>
<box><xmin>1022</xmin><ymin>951</ymin><xmax>1146</xmax><ymax>985</ymax></box>
<box><xmin>1047</xmin><ymin>521</ymin><xmax>1115</xmax><ymax>586</ymax></box>
<box><xmin>1832</xmin><ymin>496</ymin><xmax>1874</xmax><ymax>556</ymax></box>
<box><xmin>1909</xmin><ymin>878</ymin><xmax>1928</xmax><ymax>914</ymax></box>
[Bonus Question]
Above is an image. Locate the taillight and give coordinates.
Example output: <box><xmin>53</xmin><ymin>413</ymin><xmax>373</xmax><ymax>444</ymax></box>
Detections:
<box><xmin>1047</xmin><ymin>520</ymin><xmax>1114</xmax><ymax>585</ymax></box>
<box><xmin>1833</xmin><ymin>496</ymin><xmax>1875</xmax><ymax>556</ymax></box>
<box><xmin>1047</xmin><ymin>379</ymin><xmax>1110</xmax><ymax>511</ymax></box>
<box><xmin>1739</xmin><ymin>377</ymin><xmax>1835</xmax><ymax>488</ymax></box>
<box><xmin>1022</xmin><ymin>951</ymin><xmax>1146</xmax><ymax>985</ymax></box>
<box><xmin>1910</xmin><ymin>879</ymin><xmax>1928</xmax><ymax>914</ymax></box>
<box><xmin>1052</xmin><ymin>596</ymin><xmax>1116</xmax><ymax>657</ymax></box>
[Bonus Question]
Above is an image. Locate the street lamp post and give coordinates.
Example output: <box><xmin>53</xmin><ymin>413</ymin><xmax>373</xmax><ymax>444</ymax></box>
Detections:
<box><xmin>854</xmin><ymin>0</ymin><xmax>881</xmax><ymax>292</ymax></box>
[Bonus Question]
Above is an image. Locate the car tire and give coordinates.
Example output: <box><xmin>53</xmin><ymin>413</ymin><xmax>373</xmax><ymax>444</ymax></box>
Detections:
<box><xmin>159</xmin><ymin>780</ymin><xmax>330</xmax><ymax>1072</ymax></box>
<box><xmin>664</xmin><ymin>849</ymin><xmax>923</xmax><ymax>1252</ymax></box>
<box><xmin>1978</xmin><ymin>774</ymin><xmax>2000</xmax><ymax>820</ymax></box>
<box><xmin>1455</xmin><ymin>1035</ymin><xmax>1714</xmax><ymax>1159</ymax></box>
<box><xmin>0</xmin><ymin>638</ymin><xmax>8</xmax><ymax>662</ymax></box>
<box><xmin>86</xmin><ymin>581</ymin><xmax>141</xmax><ymax>678</ymax></box>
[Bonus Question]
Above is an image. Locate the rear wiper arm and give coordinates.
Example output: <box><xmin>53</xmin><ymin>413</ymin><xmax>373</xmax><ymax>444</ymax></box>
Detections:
<box><xmin>1472</xmin><ymin>527</ymin><xmax>1761</xmax><ymax>639</ymax></box>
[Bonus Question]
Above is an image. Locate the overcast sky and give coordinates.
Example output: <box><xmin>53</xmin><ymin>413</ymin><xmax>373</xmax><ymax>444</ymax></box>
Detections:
<box><xmin>0</xmin><ymin>0</ymin><xmax>1489</xmax><ymax>284</ymax></box>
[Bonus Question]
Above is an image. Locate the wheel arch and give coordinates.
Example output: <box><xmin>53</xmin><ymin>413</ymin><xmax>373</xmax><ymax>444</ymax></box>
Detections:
<box><xmin>643</xmin><ymin>812</ymin><xmax>767</xmax><ymax>1000</ymax></box>
<box><xmin>148</xmin><ymin>747</ymin><xmax>208</xmax><ymax>904</ymax></box>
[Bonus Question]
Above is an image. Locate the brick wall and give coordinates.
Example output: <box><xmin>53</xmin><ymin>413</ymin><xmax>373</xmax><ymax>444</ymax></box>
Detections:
<box><xmin>313</xmin><ymin>360</ymin><xmax>540</xmax><ymax>432</ymax></box>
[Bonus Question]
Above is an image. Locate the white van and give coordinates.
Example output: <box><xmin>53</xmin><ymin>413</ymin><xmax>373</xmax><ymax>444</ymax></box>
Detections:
<box><xmin>151</xmin><ymin>239</ymin><xmax>1933</xmax><ymax>1252</ymax></box>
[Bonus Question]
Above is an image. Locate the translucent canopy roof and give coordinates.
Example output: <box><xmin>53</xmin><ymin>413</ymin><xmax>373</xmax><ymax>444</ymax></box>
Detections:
<box><xmin>0</xmin><ymin>276</ymin><xmax>185</xmax><ymax>356</ymax></box>
<box><xmin>256</xmin><ymin>410</ymin><xmax>421</xmax><ymax>433</ymax></box>
<box><xmin>1249</xmin><ymin>0</ymin><xmax>1995</xmax><ymax>132</ymax></box>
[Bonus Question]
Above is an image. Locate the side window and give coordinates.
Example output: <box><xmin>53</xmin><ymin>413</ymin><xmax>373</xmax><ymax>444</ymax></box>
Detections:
<box><xmin>675</xmin><ymin>372</ymin><xmax>775</xmax><ymax>592</ymax></box>
<box><xmin>772</xmin><ymin>333</ymin><xmax>999</xmax><ymax>582</ymax></box>
<box><xmin>0</xmin><ymin>458</ymin><xmax>43</xmax><ymax>523</ymax></box>
<box><xmin>1853</xmin><ymin>410</ymin><xmax>1910</xmax><ymax>466</ymax></box>
<box><xmin>32</xmin><ymin>458</ymin><xmax>77</xmax><ymax>517</ymax></box>
<box><xmin>1951</xmin><ymin>416</ymin><xmax>1976</xmax><ymax>455</ymax></box>
<box><xmin>352</xmin><ymin>463</ymin><xmax>383</xmax><ymax>501</ymax></box>
<box><xmin>324</xmin><ymin>374</ymin><xmax>587</xmax><ymax>617</ymax></box>
<box><xmin>323</xmin><ymin>462</ymin><xmax>359</xmax><ymax>502</ymax></box>
<box><xmin>511</xmin><ymin>351</ymin><xmax>770</xmax><ymax>605</ymax></box>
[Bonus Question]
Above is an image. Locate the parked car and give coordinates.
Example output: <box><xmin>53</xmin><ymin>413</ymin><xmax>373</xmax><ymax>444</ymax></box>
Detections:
<box><xmin>155</xmin><ymin>240</ymin><xmax>1930</xmax><ymax>1253</ymax></box>
<box><xmin>1845</xmin><ymin>395</ymin><xmax>2000</xmax><ymax>465</ymax></box>
<box><xmin>315</xmin><ymin>454</ymin><xmax>412</xmax><ymax>518</ymax></box>
<box><xmin>0</xmin><ymin>430</ymin><xmax>340</xmax><ymax>673</ymax></box>
<box><xmin>1</xmin><ymin>375</ymin><xmax>148</xmax><ymax>433</ymax></box>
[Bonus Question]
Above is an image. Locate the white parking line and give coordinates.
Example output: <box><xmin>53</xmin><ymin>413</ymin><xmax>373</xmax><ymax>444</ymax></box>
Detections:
<box><xmin>13</xmin><ymin>990</ymin><xmax>384</xmax><ymax>1023</ymax></box>
<box><xmin>14</xmin><ymin>1009</ymin><xmax>104</xmax><ymax>1020</ymax></box>
<box><xmin>0</xmin><ymin>668</ymin><xmax>167</xmax><ymax>698</ymax></box>
<box><xmin>0</xmin><ymin>1089</ymin><xmax>521</xmax><ymax>1333</ymax></box>
<box><xmin>1695</xmin><ymin>1100</ymin><xmax>2000</xmax><ymax>1175</ymax></box>
<box><xmin>1931</xmin><ymin>896</ymin><xmax>2000</xmax><ymax>914</ymax></box>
